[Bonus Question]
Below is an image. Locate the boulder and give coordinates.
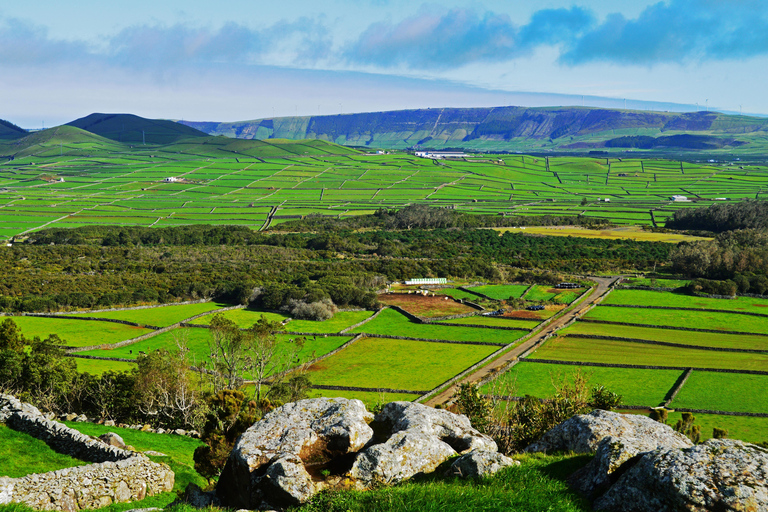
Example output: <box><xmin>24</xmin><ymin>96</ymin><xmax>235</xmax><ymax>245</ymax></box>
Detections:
<box><xmin>0</xmin><ymin>394</ymin><xmax>40</xmax><ymax>422</ymax></box>
<box><xmin>348</xmin><ymin>401</ymin><xmax>497</xmax><ymax>486</ymax></box>
<box><xmin>525</xmin><ymin>409</ymin><xmax>691</xmax><ymax>454</ymax></box>
<box><xmin>216</xmin><ymin>397</ymin><xmax>374</xmax><ymax>510</ymax></box>
<box><xmin>98</xmin><ymin>432</ymin><xmax>126</xmax><ymax>449</ymax></box>
<box><xmin>447</xmin><ymin>450</ymin><xmax>519</xmax><ymax>479</ymax></box>
<box><xmin>104</xmin><ymin>420</ymin><xmax>116</xmax><ymax>427</ymax></box>
<box><xmin>593</xmin><ymin>439</ymin><xmax>768</xmax><ymax>511</ymax></box>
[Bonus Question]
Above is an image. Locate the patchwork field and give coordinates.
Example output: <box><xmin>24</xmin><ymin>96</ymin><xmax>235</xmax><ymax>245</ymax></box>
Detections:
<box><xmin>466</xmin><ymin>284</ymin><xmax>529</xmax><ymax>300</ymax></box>
<box><xmin>0</xmin><ymin>424</ymin><xmax>89</xmax><ymax>477</ymax></box>
<box><xmin>189</xmin><ymin>308</ymin><xmax>373</xmax><ymax>333</ymax></box>
<box><xmin>11</xmin><ymin>315</ymin><xmax>153</xmax><ymax>347</ymax></box>
<box><xmin>376</xmin><ymin>293</ymin><xmax>477</xmax><ymax>318</ymax></box>
<box><xmin>583</xmin><ymin>306</ymin><xmax>768</xmax><ymax>332</ymax></box>
<box><xmin>85</xmin><ymin>301</ymin><xmax>229</xmax><ymax>326</ymax></box>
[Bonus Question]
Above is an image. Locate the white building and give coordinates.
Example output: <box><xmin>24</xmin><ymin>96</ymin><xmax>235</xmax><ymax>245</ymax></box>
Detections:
<box><xmin>670</xmin><ymin>195</ymin><xmax>689</xmax><ymax>201</ymax></box>
<box><xmin>404</xmin><ymin>278</ymin><xmax>447</xmax><ymax>285</ymax></box>
<box><xmin>164</xmin><ymin>177</ymin><xmax>178</xmax><ymax>183</ymax></box>
<box><xmin>414</xmin><ymin>151</ymin><xmax>469</xmax><ymax>160</ymax></box>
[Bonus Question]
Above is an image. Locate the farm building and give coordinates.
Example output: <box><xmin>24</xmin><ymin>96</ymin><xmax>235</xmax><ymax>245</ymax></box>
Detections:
<box><xmin>670</xmin><ymin>195</ymin><xmax>688</xmax><ymax>201</ymax></box>
<box><xmin>404</xmin><ymin>278</ymin><xmax>448</xmax><ymax>285</ymax></box>
<box><xmin>414</xmin><ymin>151</ymin><xmax>469</xmax><ymax>160</ymax></box>
<box><xmin>556</xmin><ymin>282</ymin><xmax>580</xmax><ymax>289</ymax></box>
<box><xmin>164</xmin><ymin>177</ymin><xmax>178</xmax><ymax>183</ymax></box>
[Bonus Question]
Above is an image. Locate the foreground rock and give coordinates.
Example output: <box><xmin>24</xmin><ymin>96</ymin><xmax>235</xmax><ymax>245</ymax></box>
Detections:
<box><xmin>525</xmin><ymin>409</ymin><xmax>691</xmax><ymax>454</ymax></box>
<box><xmin>594</xmin><ymin>439</ymin><xmax>768</xmax><ymax>511</ymax></box>
<box><xmin>216</xmin><ymin>399</ymin><xmax>501</xmax><ymax>510</ymax></box>
<box><xmin>446</xmin><ymin>450</ymin><xmax>518</xmax><ymax>479</ymax></box>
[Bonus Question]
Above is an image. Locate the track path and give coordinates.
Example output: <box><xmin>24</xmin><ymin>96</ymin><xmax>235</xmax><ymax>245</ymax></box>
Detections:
<box><xmin>424</xmin><ymin>276</ymin><xmax>620</xmax><ymax>407</ymax></box>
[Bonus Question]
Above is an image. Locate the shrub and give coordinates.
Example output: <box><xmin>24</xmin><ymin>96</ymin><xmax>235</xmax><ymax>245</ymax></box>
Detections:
<box><xmin>712</xmin><ymin>427</ymin><xmax>729</xmax><ymax>439</ymax></box>
<box><xmin>454</xmin><ymin>383</ymin><xmax>491</xmax><ymax>432</ymax></box>
<box><xmin>649</xmin><ymin>407</ymin><xmax>669</xmax><ymax>424</ymax></box>
<box><xmin>674</xmin><ymin>412</ymin><xmax>701</xmax><ymax>444</ymax></box>
<box><xmin>287</xmin><ymin>298</ymin><xmax>338</xmax><ymax>321</ymax></box>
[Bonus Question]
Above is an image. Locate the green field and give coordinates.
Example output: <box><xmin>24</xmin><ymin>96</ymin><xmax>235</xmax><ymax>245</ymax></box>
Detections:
<box><xmin>620</xmin><ymin>277</ymin><xmax>690</xmax><ymax>288</ymax></box>
<box><xmin>438</xmin><ymin>315</ymin><xmax>540</xmax><ymax>329</ymax></box>
<box><xmin>670</xmin><ymin>372</ymin><xmax>768</xmax><ymax>414</ymax></box>
<box><xmin>525</xmin><ymin>285</ymin><xmax>560</xmax><ymax>302</ymax></box>
<box><xmin>73</xmin><ymin>357</ymin><xmax>137</xmax><ymax>375</ymax></box>
<box><xmin>623</xmin><ymin>410</ymin><xmax>768</xmax><ymax>444</ymax></box>
<box><xmin>189</xmin><ymin>308</ymin><xmax>373</xmax><ymax>333</ymax></box>
<box><xmin>12</xmin><ymin>316</ymin><xmax>153</xmax><ymax>347</ymax></box>
<box><xmin>564</xmin><ymin>321</ymin><xmax>768</xmax><ymax>351</ymax></box>
<box><xmin>533</xmin><ymin>336</ymin><xmax>768</xmax><ymax>371</ymax></box>
<box><xmin>603</xmin><ymin>289</ymin><xmax>768</xmax><ymax>314</ymax></box>
<box><xmin>438</xmin><ymin>288</ymin><xmax>485</xmax><ymax>301</ymax></box>
<box><xmin>305</xmin><ymin>337</ymin><xmax>498</xmax><ymax>391</ymax></box>
<box><xmin>482</xmin><ymin>362</ymin><xmax>682</xmax><ymax>407</ymax></box>
<box><xmin>585</xmin><ymin>305</ymin><xmax>768</xmax><ymax>333</ymax></box>
<box><xmin>467</xmin><ymin>284</ymin><xmax>529</xmax><ymax>300</ymax></box>
<box><xmin>0</xmin><ymin>424</ymin><xmax>88</xmax><ymax>477</ymax></box>
<box><xmin>306</xmin><ymin>389</ymin><xmax>417</xmax><ymax>408</ymax></box>
<box><xmin>86</xmin><ymin>302</ymin><xmax>230</xmax><ymax>327</ymax></box>
<box><xmin>351</xmin><ymin>308</ymin><xmax>527</xmax><ymax>345</ymax></box>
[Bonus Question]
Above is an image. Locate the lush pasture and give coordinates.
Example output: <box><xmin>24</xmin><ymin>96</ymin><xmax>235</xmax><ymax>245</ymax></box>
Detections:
<box><xmin>657</xmin><ymin>411</ymin><xmax>768</xmax><ymax>444</ymax></box>
<box><xmin>190</xmin><ymin>308</ymin><xmax>373</xmax><ymax>333</ymax></box>
<box><xmin>439</xmin><ymin>315</ymin><xmax>540</xmax><ymax>329</ymax></box>
<box><xmin>306</xmin><ymin>389</ymin><xmax>417</xmax><ymax>408</ymax></box>
<box><xmin>351</xmin><ymin>308</ymin><xmax>527</xmax><ymax>345</ymax></box>
<box><xmin>564</xmin><ymin>321</ymin><xmax>768</xmax><ymax>351</ymax></box>
<box><xmin>467</xmin><ymin>284</ymin><xmax>529</xmax><ymax>300</ymax></box>
<box><xmin>620</xmin><ymin>277</ymin><xmax>690</xmax><ymax>288</ymax></box>
<box><xmin>482</xmin><ymin>362</ymin><xmax>682</xmax><ymax>407</ymax></box>
<box><xmin>438</xmin><ymin>288</ymin><xmax>485</xmax><ymax>301</ymax></box>
<box><xmin>533</xmin><ymin>336</ymin><xmax>768</xmax><ymax>371</ymax></box>
<box><xmin>12</xmin><ymin>316</ymin><xmax>152</xmax><ymax>347</ymax></box>
<box><xmin>73</xmin><ymin>357</ymin><xmax>136</xmax><ymax>375</ymax></box>
<box><xmin>305</xmin><ymin>337</ymin><xmax>498</xmax><ymax>391</ymax></box>
<box><xmin>602</xmin><ymin>289</ymin><xmax>768</xmax><ymax>315</ymax></box>
<box><xmin>377</xmin><ymin>293</ymin><xmax>476</xmax><ymax>318</ymax></box>
<box><xmin>585</xmin><ymin>305</ymin><xmax>768</xmax><ymax>333</ymax></box>
<box><xmin>86</xmin><ymin>301</ymin><xmax>229</xmax><ymax>326</ymax></box>
<box><xmin>0</xmin><ymin>424</ymin><xmax>88</xmax><ymax>477</ymax></box>
<box><xmin>670</xmin><ymin>371</ymin><xmax>768</xmax><ymax>414</ymax></box>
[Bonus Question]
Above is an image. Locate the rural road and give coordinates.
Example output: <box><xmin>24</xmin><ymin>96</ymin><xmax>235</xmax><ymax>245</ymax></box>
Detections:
<box><xmin>425</xmin><ymin>276</ymin><xmax>621</xmax><ymax>407</ymax></box>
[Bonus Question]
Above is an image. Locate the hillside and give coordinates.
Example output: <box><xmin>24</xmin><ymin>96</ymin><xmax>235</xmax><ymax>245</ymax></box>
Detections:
<box><xmin>0</xmin><ymin>119</ymin><xmax>28</xmax><ymax>140</ymax></box>
<box><xmin>181</xmin><ymin>106</ymin><xmax>768</xmax><ymax>153</ymax></box>
<box><xmin>68</xmin><ymin>113</ymin><xmax>207</xmax><ymax>144</ymax></box>
<box><xmin>0</xmin><ymin>125</ymin><xmax>127</xmax><ymax>159</ymax></box>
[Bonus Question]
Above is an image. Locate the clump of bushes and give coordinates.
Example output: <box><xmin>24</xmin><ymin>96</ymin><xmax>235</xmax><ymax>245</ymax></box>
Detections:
<box><xmin>285</xmin><ymin>297</ymin><xmax>339</xmax><ymax>321</ymax></box>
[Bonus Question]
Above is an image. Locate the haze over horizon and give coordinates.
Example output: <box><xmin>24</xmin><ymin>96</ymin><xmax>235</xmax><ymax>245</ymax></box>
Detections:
<box><xmin>3</xmin><ymin>0</ymin><xmax>767</xmax><ymax>127</ymax></box>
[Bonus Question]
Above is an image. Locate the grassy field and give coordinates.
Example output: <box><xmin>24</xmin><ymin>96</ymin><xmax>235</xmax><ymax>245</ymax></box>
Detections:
<box><xmin>12</xmin><ymin>316</ymin><xmax>152</xmax><ymax>347</ymax></box>
<box><xmin>564</xmin><ymin>321</ymin><xmax>768</xmax><ymax>351</ymax></box>
<box><xmin>620</xmin><ymin>277</ymin><xmax>690</xmax><ymax>288</ymax></box>
<box><xmin>670</xmin><ymin>371</ymin><xmax>768</xmax><ymax>414</ymax></box>
<box><xmin>585</xmin><ymin>305</ymin><xmax>768</xmax><ymax>333</ymax></box>
<box><xmin>602</xmin><ymin>289</ymin><xmax>768</xmax><ymax>315</ymax></box>
<box><xmin>533</xmin><ymin>336</ymin><xmax>768</xmax><ymax>371</ymax></box>
<box><xmin>438</xmin><ymin>288</ymin><xmax>485</xmax><ymax>301</ymax></box>
<box><xmin>0</xmin><ymin>424</ymin><xmax>88</xmax><ymax>477</ymax></box>
<box><xmin>306</xmin><ymin>389</ymin><xmax>417</xmax><ymax>408</ymax></box>
<box><xmin>438</xmin><ymin>315</ymin><xmax>540</xmax><ymax>329</ymax></box>
<box><xmin>351</xmin><ymin>308</ymin><xmax>526</xmax><ymax>345</ymax></box>
<box><xmin>376</xmin><ymin>294</ymin><xmax>476</xmax><ymax>318</ymax></box>
<box><xmin>305</xmin><ymin>337</ymin><xmax>498</xmax><ymax>391</ymax></box>
<box><xmin>525</xmin><ymin>285</ymin><xmax>560</xmax><ymax>302</ymax></box>
<box><xmin>481</xmin><ymin>362</ymin><xmax>682</xmax><ymax>407</ymax></box>
<box><xmin>73</xmin><ymin>358</ymin><xmax>137</xmax><ymax>375</ymax></box>
<box><xmin>623</xmin><ymin>410</ymin><xmax>768</xmax><ymax>444</ymax></box>
<box><xmin>466</xmin><ymin>284</ymin><xmax>529</xmax><ymax>300</ymax></box>
<box><xmin>86</xmin><ymin>302</ymin><xmax>230</xmax><ymax>327</ymax></box>
<box><xmin>493</xmin><ymin>225</ymin><xmax>711</xmax><ymax>243</ymax></box>
<box><xmin>189</xmin><ymin>308</ymin><xmax>373</xmax><ymax>333</ymax></box>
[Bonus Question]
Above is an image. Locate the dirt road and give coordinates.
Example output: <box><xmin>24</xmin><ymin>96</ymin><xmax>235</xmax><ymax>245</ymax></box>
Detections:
<box><xmin>424</xmin><ymin>276</ymin><xmax>620</xmax><ymax>407</ymax></box>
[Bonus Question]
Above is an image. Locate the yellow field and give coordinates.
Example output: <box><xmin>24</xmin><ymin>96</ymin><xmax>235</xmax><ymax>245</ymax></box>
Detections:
<box><xmin>491</xmin><ymin>226</ymin><xmax>712</xmax><ymax>243</ymax></box>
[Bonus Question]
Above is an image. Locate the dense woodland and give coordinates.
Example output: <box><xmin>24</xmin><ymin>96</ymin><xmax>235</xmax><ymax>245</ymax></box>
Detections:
<box><xmin>666</xmin><ymin>200</ymin><xmax>768</xmax><ymax>232</ymax></box>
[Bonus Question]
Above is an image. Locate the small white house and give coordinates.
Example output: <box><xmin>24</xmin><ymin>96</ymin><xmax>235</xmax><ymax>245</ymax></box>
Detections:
<box><xmin>164</xmin><ymin>177</ymin><xmax>178</xmax><ymax>183</ymax></box>
<box><xmin>670</xmin><ymin>195</ymin><xmax>688</xmax><ymax>202</ymax></box>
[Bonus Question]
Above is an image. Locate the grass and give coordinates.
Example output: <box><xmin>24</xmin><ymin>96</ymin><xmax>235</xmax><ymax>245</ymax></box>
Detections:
<box><xmin>622</xmin><ymin>409</ymin><xmax>768</xmax><ymax>445</ymax></box>
<box><xmin>533</xmin><ymin>336</ymin><xmax>768</xmax><ymax>371</ymax></box>
<box><xmin>306</xmin><ymin>389</ymin><xmax>417</xmax><ymax>408</ymax></box>
<box><xmin>620</xmin><ymin>277</ymin><xmax>690</xmax><ymax>288</ymax></box>
<box><xmin>482</xmin><ymin>361</ymin><xmax>682</xmax><ymax>407</ymax></box>
<box><xmin>351</xmin><ymin>308</ymin><xmax>527</xmax><ymax>345</ymax></box>
<box><xmin>438</xmin><ymin>315</ymin><xmax>540</xmax><ymax>329</ymax></box>
<box><xmin>466</xmin><ymin>284</ymin><xmax>529</xmax><ymax>300</ymax></box>
<box><xmin>377</xmin><ymin>294</ymin><xmax>476</xmax><ymax>318</ymax></box>
<box><xmin>11</xmin><ymin>316</ymin><xmax>153</xmax><ymax>347</ymax></box>
<box><xmin>438</xmin><ymin>288</ymin><xmax>485</xmax><ymax>301</ymax></box>
<box><xmin>190</xmin><ymin>308</ymin><xmax>373</xmax><ymax>333</ymax></box>
<box><xmin>305</xmin><ymin>337</ymin><xmax>498</xmax><ymax>391</ymax></box>
<box><xmin>0</xmin><ymin>424</ymin><xmax>88</xmax><ymax>477</ymax></box>
<box><xmin>564</xmin><ymin>321</ymin><xmax>768</xmax><ymax>351</ymax></box>
<box><xmin>525</xmin><ymin>285</ymin><xmax>560</xmax><ymax>302</ymax></box>
<box><xmin>492</xmin><ymin>225</ymin><xmax>711</xmax><ymax>243</ymax></box>
<box><xmin>602</xmin><ymin>289</ymin><xmax>768</xmax><ymax>315</ymax></box>
<box><xmin>296</xmin><ymin>453</ymin><xmax>592</xmax><ymax>512</ymax></box>
<box><xmin>86</xmin><ymin>301</ymin><xmax>230</xmax><ymax>327</ymax></box>
<box><xmin>585</xmin><ymin>305</ymin><xmax>768</xmax><ymax>333</ymax></box>
<box><xmin>669</xmin><ymin>371</ymin><xmax>768</xmax><ymax>414</ymax></box>
<box><xmin>73</xmin><ymin>358</ymin><xmax>137</xmax><ymax>375</ymax></box>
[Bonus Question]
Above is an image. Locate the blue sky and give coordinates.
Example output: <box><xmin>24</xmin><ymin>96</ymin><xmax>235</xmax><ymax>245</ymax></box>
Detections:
<box><xmin>2</xmin><ymin>0</ymin><xmax>766</xmax><ymax>126</ymax></box>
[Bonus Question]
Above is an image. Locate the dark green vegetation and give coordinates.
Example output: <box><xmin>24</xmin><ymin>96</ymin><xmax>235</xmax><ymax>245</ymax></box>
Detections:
<box><xmin>66</xmin><ymin>113</ymin><xmax>208</xmax><ymax>144</ymax></box>
<box><xmin>667</xmin><ymin>200</ymin><xmax>768</xmax><ymax>232</ymax></box>
<box><xmin>181</xmin><ymin>106</ymin><xmax>768</xmax><ymax>155</ymax></box>
<box><xmin>0</xmin><ymin>118</ymin><xmax>26</xmax><ymax>140</ymax></box>
<box><xmin>0</xmin><ymin>424</ymin><xmax>88</xmax><ymax>477</ymax></box>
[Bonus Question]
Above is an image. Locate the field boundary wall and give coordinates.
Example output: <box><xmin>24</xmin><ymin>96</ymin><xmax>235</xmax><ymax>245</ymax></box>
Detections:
<box><xmin>67</xmin><ymin>354</ymin><xmax>136</xmax><ymax>363</ymax></box>
<box><xmin>15</xmin><ymin>314</ymin><xmax>161</xmax><ymax>330</ymax></box>
<box><xmin>564</xmin><ymin>333</ymin><xmax>768</xmax><ymax>354</ymax></box>
<box><xmin>664</xmin><ymin>368</ymin><xmax>693</xmax><ymax>407</ymax></box>
<box><xmin>340</xmin><ymin>307</ymin><xmax>385</xmax><ymax>333</ymax></box>
<box><xmin>599</xmin><ymin>303</ymin><xmax>768</xmax><ymax>319</ymax></box>
<box><xmin>357</xmin><ymin>333</ymin><xmax>506</xmax><ymax>347</ymax></box>
<box><xmin>431</xmin><ymin>321</ymin><xmax>529</xmax><ymax>332</ymax></box>
<box><xmin>310</xmin><ymin>384</ymin><xmax>427</xmax><ymax>395</ymax></box>
<box><xmin>522</xmin><ymin>358</ymin><xmax>768</xmax><ymax>376</ymax></box>
<box><xmin>579</xmin><ymin>318</ymin><xmax>768</xmax><ymax>337</ymax></box>
<box><xmin>22</xmin><ymin>298</ymin><xmax>212</xmax><ymax>316</ymax></box>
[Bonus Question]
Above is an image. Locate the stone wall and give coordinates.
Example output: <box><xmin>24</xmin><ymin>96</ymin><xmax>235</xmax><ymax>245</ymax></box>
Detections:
<box><xmin>0</xmin><ymin>394</ymin><xmax>174</xmax><ymax>511</ymax></box>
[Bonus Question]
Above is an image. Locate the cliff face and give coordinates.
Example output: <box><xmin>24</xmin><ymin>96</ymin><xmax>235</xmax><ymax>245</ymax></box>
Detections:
<box><xmin>180</xmin><ymin>107</ymin><xmax>768</xmax><ymax>150</ymax></box>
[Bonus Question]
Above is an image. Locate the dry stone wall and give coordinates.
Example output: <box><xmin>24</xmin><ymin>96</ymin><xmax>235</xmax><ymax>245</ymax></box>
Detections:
<box><xmin>0</xmin><ymin>394</ymin><xmax>174</xmax><ymax>511</ymax></box>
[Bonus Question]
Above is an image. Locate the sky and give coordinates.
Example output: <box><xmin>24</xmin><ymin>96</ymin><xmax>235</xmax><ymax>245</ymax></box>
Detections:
<box><xmin>2</xmin><ymin>0</ymin><xmax>767</xmax><ymax>127</ymax></box>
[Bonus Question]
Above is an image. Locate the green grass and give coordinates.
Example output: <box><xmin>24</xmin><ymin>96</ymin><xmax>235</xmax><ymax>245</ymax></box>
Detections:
<box><xmin>603</xmin><ymin>289</ymin><xmax>768</xmax><ymax>315</ymax></box>
<box><xmin>306</xmin><ymin>337</ymin><xmax>498</xmax><ymax>391</ymax></box>
<box><xmin>0</xmin><ymin>424</ymin><xmax>89</xmax><ymax>477</ymax></box>
<box><xmin>482</xmin><ymin>362</ymin><xmax>682</xmax><ymax>407</ymax></box>
<box><xmin>623</xmin><ymin>410</ymin><xmax>768</xmax><ymax>445</ymax></box>
<box><xmin>525</xmin><ymin>285</ymin><xmax>560</xmax><ymax>302</ymax></box>
<box><xmin>669</xmin><ymin>371</ymin><xmax>768</xmax><ymax>414</ymax></box>
<box><xmin>296</xmin><ymin>453</ymin><xmax>592</xmax><ymax>512</ymax></box>
<box><xmin>438</xmin><ymin>315</ymin><xmax>540</xmax><ymax>329</ymax></box>
<box><xmin>467</xmin><ymin>284</ymin><xmax>529</xmax><ymax>300</ymax></box>
<box><xmin>86</xmin><ymin>302</ymin><xmax>230</xmax><ymax>327</ymax></box>
<box><xmin>585</xmin><ymin>305</ymin><xmax>768</xmax><ymax>333</ymax></box>
<box><xmin>565</xmin><ymin>321</ymin><xmax>768</xmax><ymax>351</ymax></box>
<box><xmin>306</xmin><ymin>389</ymin><xmax>417</xmax><ymax>408</ymax></box>
<box><xmin>351</xmin><ymin>308</ymin><xmax>526</xmax><ymax>345</ymax></box>
<box><xmin>12</xmin><ymin>316</ymin><xmax>153</xmax><ymax>347</ymax></box>
<box><xmin>621</xmin><ymin>278</ymin><xmax>690</xmax><ymax>288</ymax></box>
<box><xmin>190</xmin><ymin>308</ymin><xmax>373</xmax><ymax>333</ymax></box>
<box><xmin>73</xmin><ymin>357</ymin><xmax>137</xmax><ymax>375</ymax></box>
<box><xmin>533</xmin><ymin>336</ymin><xmax>768</xmax><ymax>371</ymax></box>
<box><xmin>438</xmin><ymin>288</ymin><xmax>485</xmax><ymax>301</ymax></box>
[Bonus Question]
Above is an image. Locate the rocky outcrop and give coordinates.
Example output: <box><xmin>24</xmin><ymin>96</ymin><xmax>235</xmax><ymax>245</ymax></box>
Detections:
<box><xmin>593</xmin><ymin>439</ymin><xmax>768</xmax><ymax>511</ymax></box>
<box><xmin>525</xmin><ymin>409</ymin><xmax>691</xmax><ymax>454</ymax></box>
<box><xmin>348</xmin><ymin>401</ymin><xmax>497</xmax><ymax>486</ymax></box>
<box><xmin>216</xmin><ymin>398</ymin><xmax>503</xmax><ymax>510</ymax></box>
<box><xmin>446</xmin><ymin>450</ymin><xmax>518</xmax><ymax>479</ymax></box>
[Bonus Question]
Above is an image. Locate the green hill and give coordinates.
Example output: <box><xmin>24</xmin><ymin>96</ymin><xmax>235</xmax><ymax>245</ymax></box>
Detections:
<box><xmin>0</xmin><ymin>119</ymin><xmax>27</xmax><ymax>140</ymax></box>
<box><xmin>0</xmin><ymin>125</ymin><xmax>128</xmax><ymax>159</ymax></box>
<box><xmin>156</xmin><ymin>135</ymin><xmax>363</xmax><ymax>158</ymax></box>
<box><xmin>181</xmin><ymin>106</ymin><xmax>768</xmax><ymax>153</ymax></box>
<box><xmin>67</xmin><ymin>113</ymin><xmax>207</xmax><ymax>144</ymax></box>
